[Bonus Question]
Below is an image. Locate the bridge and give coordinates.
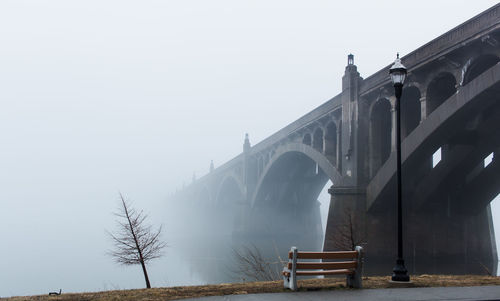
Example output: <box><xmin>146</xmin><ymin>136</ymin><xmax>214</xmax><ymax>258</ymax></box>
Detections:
<box><xmin>173</xmin><ymin>4</ymin><xmax>500</xmax><ymax>281</ymax></box>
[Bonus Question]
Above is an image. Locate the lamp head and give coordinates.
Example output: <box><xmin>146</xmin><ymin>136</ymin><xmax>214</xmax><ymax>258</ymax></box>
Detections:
<box><xmin>389</xmin><ymin>53</ymin><xmax>407</xmax><ymax>86</ymax></box>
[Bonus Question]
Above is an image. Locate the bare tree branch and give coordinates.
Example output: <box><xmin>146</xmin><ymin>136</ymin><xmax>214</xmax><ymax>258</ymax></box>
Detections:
<box><xmin>107</xmin><ymin>193</ymin><xmax>167</xmax><ymax>288</ymax></box>
<box><xmin>326</xmin><ymin>206</ymin><xmax>366</xmax><ymax>251</ymax></box>
<box><xmin>231</xmin><ymin>244</ymin><xmax>286</xmax><ymax>282</ymax></box>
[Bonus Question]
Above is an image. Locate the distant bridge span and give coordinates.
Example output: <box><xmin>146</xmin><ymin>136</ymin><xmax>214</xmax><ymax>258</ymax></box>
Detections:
<box><xmin>173</xmin><ymin>4</ymin><xmax>500</xmax><ymax>281</ymax></box>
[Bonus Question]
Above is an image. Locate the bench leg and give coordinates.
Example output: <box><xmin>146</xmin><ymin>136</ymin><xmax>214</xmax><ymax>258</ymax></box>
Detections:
<box><xmin>290</xmin><ymin>272</ymin><xmax>297</xmax><ymax>291</ymax></box>
<box><xmin>282</xmin><ymin>268</ymin><xmax>297</xmax><ymax>290</ymax></box>
<box><xmin>283</xmin><ymin>268</ymin><xmax>290</xmax><ymax>289</ymax></box>
<box><xmin>283</xmin><ymin>247</ymin><xmax>298</xmax><ymax>290</ymax></box>
<box><xmin>347</xmin><ymin>246</ymin><xmax>363</xmax><ymax>289</ymax></box>
<box><xmin>346</xmin><ymin>272</ymin><xmax>361</xmax><ymax>289</ymax></box>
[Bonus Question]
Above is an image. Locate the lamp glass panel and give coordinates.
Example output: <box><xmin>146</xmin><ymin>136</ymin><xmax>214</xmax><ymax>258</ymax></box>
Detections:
<box><xmin>390</xmin><ymin>72</ymin><xmax>403</xmax><ymax>85</ymax></box>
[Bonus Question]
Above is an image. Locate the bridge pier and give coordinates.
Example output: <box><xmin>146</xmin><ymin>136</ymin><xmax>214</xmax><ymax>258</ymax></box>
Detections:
<box><xmin>324</xmin><ymin>185</ymin><xmax>498</xmax><ymax>276</ymax></box>
<box><xmin>403</xmin><ymin>202</ymin><xmax>497</xmax><ymax>276</ymax></box>
<box><xmin>323</xmin><ymin>186</ymin><xmax>366</xmax><ymax>252</ymax></box>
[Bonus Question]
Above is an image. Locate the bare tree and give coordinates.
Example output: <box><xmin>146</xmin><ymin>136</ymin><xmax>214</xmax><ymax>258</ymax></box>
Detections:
<box><xmin>231</xmin><ymin>243</ymin><xmax>286</xmax><ymax>282</ymax></box>
<box><xmin>327</xmin><ymin>206</ymin><xmax>366</xmax><ymax>251</ymax></box>
<box><xmin>108</xmin><ymin>193</ymin><xmax>167</xmax><ymax>288</ymax></box>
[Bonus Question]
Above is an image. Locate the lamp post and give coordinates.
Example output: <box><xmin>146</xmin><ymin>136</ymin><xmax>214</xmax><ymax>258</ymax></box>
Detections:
<box><xmin>389</xmin><ymin>53</ymin><xmax>410</xmax><ymax>282</ymax></box>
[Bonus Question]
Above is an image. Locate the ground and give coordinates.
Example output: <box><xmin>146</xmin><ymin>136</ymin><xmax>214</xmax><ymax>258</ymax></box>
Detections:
<box><xmin>3</xmin><ymin>275</ymin><xmax>500</xmax><ymax>301</ymax></box>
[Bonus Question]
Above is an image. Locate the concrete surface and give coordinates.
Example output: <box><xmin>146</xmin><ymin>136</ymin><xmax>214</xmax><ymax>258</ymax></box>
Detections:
<box><xmin>182</xmin><ymin>285</ymin><xmax>500</xmax><ymax>301</ymax></box>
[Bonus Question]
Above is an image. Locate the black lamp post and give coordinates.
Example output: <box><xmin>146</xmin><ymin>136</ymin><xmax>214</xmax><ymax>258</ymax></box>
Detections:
<box><xmin>389</xmin><ymin>53</ymin><xmax>410</xmax><ymax>282</ymax></box>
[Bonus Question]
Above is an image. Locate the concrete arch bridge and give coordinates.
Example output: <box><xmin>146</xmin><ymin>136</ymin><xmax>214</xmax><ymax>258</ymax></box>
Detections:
<box><xmin>173</xmin><ymin>4</ymin><xmax>500</xmax><ymax>282</ymax></box>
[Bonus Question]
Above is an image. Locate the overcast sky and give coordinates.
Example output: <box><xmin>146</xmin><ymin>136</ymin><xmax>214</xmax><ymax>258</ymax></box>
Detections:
<box><xmin>1</xmin><ymin>0</ymin><xmax>499</xmax><ymax>297</ymax></box>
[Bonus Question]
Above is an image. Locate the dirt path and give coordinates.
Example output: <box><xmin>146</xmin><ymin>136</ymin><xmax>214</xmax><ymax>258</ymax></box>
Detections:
<box><xmin>3</xmin><ymin>275</ymin><xmax>500</xmax><ymax>301</ymax></box>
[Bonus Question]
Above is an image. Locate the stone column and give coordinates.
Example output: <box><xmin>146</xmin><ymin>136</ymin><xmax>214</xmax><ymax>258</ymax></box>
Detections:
<box><xmin>419</xmin><ymin>91</ymin><xmax>427</xmax><ymax>122</ymax></box>
<box><xmin>322</xmin><ymin>128</ymin><xmax>327</xmax><ymax>155</ymax></box>
<box><xmin>336</xmin><ymin>125</ymin><xmax>342</xmax><ymax>170</ymax></box>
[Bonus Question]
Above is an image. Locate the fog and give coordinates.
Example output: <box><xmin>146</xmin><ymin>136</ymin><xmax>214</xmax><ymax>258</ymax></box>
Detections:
<box><xmin>1</xmin><ymin>0</ymin><xmax>500</xmax><ymax>297</ymax></box>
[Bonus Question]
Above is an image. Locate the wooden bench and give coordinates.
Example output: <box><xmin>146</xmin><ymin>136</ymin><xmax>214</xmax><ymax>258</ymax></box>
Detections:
<box><xmin>282</xmin><ymin>246</ymin><xmax>363</xmax><ymax>290</ymax></box>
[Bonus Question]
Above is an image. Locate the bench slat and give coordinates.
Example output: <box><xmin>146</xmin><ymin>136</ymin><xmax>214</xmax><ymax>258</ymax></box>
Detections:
<box><xmin>288</xmin><ymin>251</ymin><xmax>358</xmax><ymax>260</ymax></box>
<box><xmin>287</xmin><ymin>260</ymin><xmax>357</xmax><ymax>270</ymax></box>
<box><xmin>297</xmin><ymin>269</ymin><xmax>354</xmax><ymax>276</ymax></box>
<box><xmin>283</xmin><ymin>269</ymin><xmax>354</xmax><ymax>277</ymax></box>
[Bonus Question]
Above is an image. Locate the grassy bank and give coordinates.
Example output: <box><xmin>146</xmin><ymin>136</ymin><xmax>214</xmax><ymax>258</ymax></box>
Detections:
<box><xmin>3</xmin><ymin>275</ymin><xmax>500</xmax><ymax>301</ymax></box>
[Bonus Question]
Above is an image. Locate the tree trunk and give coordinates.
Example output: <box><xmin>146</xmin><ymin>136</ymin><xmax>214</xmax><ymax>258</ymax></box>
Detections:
<box><xmin>140</xmin><ymin>259</ymin><xmax>151</xmax><ymax>288</ymax></box>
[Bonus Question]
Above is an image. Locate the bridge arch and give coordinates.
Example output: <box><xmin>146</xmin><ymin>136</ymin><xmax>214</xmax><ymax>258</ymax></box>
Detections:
<box><xmin>427</xmin><ymin>72</ymin><xmax>457</xmax><ymax>116</ymax></box>
<box><xmin>401</xmin><ymin>86</ymin><xmax>421</xmax><ymax>138</ymax></box>
<box><xmin>313</xmin><ymin>127</ymin><xmax>324</xmax><ymax>153</ymax></box>
<box><xmin>302</xmin><ymin>133</ymin><xmax>312</xmax><ymax>146</ymax></box>
<box><xmin>369</xmin><ymin>97</ymin><xmax>392</xmax><ymax>178</ymax></box>
<box><xmin>251</xmin><ymin>142</ymin><xmax>341</xmax><ymax>208</ymax></box>
<box><xmin>197</xmin><ymin>184</ymin><xmax>212</xmax><ymax>204</ymax></box>
<box><xmin>215</xmin><ymin>173</ymin><xmax>245</xmax><ymax>206</ymax></box>
<box><xmin>324</xmin><ymin>121</ymin><xmax>338</xmax><ymax>166</ymax></box>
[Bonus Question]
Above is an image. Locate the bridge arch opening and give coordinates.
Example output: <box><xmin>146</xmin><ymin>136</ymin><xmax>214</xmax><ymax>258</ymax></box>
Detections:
<box><xmin>463</xmin><ymin>54</ymin><xmax>500</xmax><ymax>86</ymax></box>
<box><xmin>216</xmin><ymin>176</ymin><xmax>244</xmax><ymax>206</ymax></box>
<box><xmin>370</xmin><ymin>98</ymin><xmax>392</xmax><ymax>177</ymax></box>
<box><xmin>427</xmin><ymin>72</ymin><xmax>457</xmax><ymax>116</ymax></box>
<box><xmin>324</xmin><ymin>122</ymin><xmax>338</xmax><ymax>166</ymax></box>
<box><xmin>215</xmin><ymin>175</ymin><xmax>245</xmax><ymax>221</ymax></box>
<box><xmin>303</xmin><ymin>133</ymin><xmax>312</xmax><ymax>146</ymax></box>
<box><xmin>313</xmin><ymin>128</ymin><xmax>324</xmax><ymax>153</ymax></box>
<box><xmin>197</xmin><ymin>185</ymin><xmax>212</xmax><ymax>204</ymax></box>
<box><xmin>401</xmin><ymin>86</ymin><xmax>421</xmax><ymax>138</ymax></box>
<box><xmin>191</xmin><ymin>176</ymin><xmax>246</xmax><ymax>283</ymax></box>
<box><xmin>250</xmin><ymin>149</ymin><xmax>335</xmax><ymax>258</ymax></box>
<box><xmin>253</xmin><ymin>151</ymin><xmax>329</xmax><ymax>208</ymax></box>
<box><xmin>317</xmin><ymin>180</ymin><xmax>333</xmax><ymax>250</ymax></box>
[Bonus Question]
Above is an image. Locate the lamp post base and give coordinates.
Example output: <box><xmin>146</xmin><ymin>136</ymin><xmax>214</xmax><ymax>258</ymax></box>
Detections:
<box><xmin>392</xmin><ymin>258</ymin><xmax>410</xmax><ymax>282</ymax></box>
